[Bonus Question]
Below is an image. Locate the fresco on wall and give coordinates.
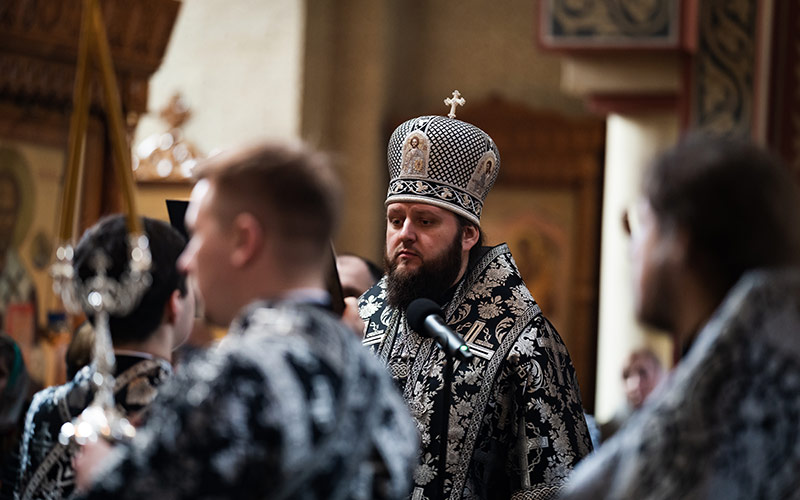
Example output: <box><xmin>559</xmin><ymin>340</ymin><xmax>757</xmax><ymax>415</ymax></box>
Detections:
<box><xmin>481</xmin><ymin>188</ymin><xmax>574</xmax><ymax>336</ymax></box>
<box><xmin>0</xmin><ymin>147</ymin><xmax>37</xmax><ymax>351</ymax></box>
<box><xmin>0</xmin><ymin>142</ymin><xmax>69</xmax><ymax>386</ymax></box>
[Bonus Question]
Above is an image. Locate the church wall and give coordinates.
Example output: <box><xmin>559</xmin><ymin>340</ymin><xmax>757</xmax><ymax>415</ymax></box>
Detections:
<box><xmin>135</xmin><ymin>0</ymin><xmax>306</xmax><ymax>150</ymax></box>
<box><xmin>135</xmin><ymin>184</ymin><xmax>194</xmax><ymax>225</ymax></box>
<box><xmin>302</xmin><ymin>0</ymin><xmax>394</xmax><ymax>263</ymax></box>
<box><xmin>385</xmin><ymin>0</ymin><xmax>586</xmax><ymax>120</ymax></box>
<box><xmin>595</xmin><ymin>112</ymin><xmax>678</xmax><ymax>422</ymax></box>
<box><xmin>303</xmin><ymin>0</ymin><xmax>589</xmax><ymax>265</ymax></box>
<box><xmin>132</xmin><ymin>0</ymin><xmax>306</xmax><ymax>219</ymax></box>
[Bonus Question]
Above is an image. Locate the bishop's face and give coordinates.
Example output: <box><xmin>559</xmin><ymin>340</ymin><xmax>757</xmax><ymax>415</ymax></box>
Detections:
<box><xmin>384</xmin><ymin>202</ymin><xmax>469</xmax><ymax>309</ymax></box>
<box><xmin>178</xmin><ymin>179</ymin><xmax>238</xmax><ymax>326</ymax></box>
<box><xmin>385</xmin><ymin>203</ymin><xmax>462</xmax><ymax>277</ymax></box>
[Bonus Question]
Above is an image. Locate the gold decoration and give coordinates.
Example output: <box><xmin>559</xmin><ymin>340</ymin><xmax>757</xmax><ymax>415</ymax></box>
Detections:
<box><xmin>133</xmin><ymin>93</ymin><xmax>202</xmax><ymax>182</ymax></box>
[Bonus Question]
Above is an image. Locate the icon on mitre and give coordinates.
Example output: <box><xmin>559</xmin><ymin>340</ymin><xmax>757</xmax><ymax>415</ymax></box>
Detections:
<box><xmin>467</xmin><ymin>151</ymin><xmax>497</xmax><ymax>196</ymax></box>
<box><xmin>400</xmin><ymin>133</ymin><xmax>430</xmax><ymax>177</ymax></box>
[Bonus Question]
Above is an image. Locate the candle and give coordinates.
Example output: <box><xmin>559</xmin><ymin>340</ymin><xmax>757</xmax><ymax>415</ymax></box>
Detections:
<box><xmin>90</xmin><ymin>0</ymin><xmax>142</xmax><ymax>235</ymax></box>
<box><xmin>59</xmin><ymin>0</ymin><xmax>93</xmax><ymax>242</ymax></box>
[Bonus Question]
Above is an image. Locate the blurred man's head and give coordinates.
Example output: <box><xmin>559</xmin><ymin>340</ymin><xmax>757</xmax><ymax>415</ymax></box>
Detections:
<box><xmin>74</xmin><ymin>215</ymin><xmax>193</xmax><ymax>351</ymax></box>
<box><xmin>622</xmin><ymin>348</ymin><xmax>664</xmax><ymax>409</ymax></box>
<box><xmin>629</xmin><ymin>134</ymin><xmax>800</xmax><ymax>339</ymax></box>
<box><xmin>179</xmin><ymin>141</ymin><xmax>341</xmax><ymax>326</ymax></box>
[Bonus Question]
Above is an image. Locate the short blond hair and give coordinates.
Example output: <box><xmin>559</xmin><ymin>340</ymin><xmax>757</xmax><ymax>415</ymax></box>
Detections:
<box><xmin>194</xmin><ymin>141</ymin><xmax>341</xmax><ymax>265</ymax></box>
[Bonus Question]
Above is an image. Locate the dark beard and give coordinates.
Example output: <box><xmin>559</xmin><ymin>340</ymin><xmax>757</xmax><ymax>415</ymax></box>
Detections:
<box><xmin>384</xmin><ymin>231</ymin><xmax>464</xmax><ymax>311</ymax></box>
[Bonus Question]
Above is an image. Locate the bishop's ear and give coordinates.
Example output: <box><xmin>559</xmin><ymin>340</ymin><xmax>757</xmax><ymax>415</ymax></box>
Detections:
<box><xmin>230</xmin><ymin>212</ymin><xmax>264</xmax><ymax>268</ymax></box>
<box><xmin>461</xmin><ymin>223</ymin><xmax>480</xmax><ymax>252</ymax></box>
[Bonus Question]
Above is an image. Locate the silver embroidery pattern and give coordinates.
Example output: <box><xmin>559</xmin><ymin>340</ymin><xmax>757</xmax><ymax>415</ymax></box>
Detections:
<box><xmin>82</xmin><ymin>302</ymin><xmax>418</xmax><ymax>500</ymax></box>
<box><xmin>562</xmin><ymin>269</ymin><xmax>800</xmax><ymax>500</ymax></box>
<box><xmin>361</xmin><ymin>244</ymin><xmax>592</xmax><ymax>499</ymax></box>
<box><xmin>15</xmin><ymin>357</ymin><xmax>171</xmax><ymax>500</ymax></box>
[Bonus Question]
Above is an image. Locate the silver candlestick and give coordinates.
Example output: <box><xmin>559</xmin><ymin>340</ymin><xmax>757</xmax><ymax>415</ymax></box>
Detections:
<box><xmin>54</xmin><ymin>233</ymin><xmax>152</xmax><ymax>444</ymax></box>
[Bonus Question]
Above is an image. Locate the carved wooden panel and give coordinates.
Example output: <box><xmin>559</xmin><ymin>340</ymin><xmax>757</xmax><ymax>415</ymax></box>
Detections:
<box><xmin>689</xmin><ymin>0</ymin><xmax>758</xmax><ymax>136</ymax></box>
<box><xmin>0</xmin><ymin>0</ymin><xmax>179</xmax><ymax>116</ymax></box>
<box><xmin>767</xmin><ymin>0</ymin><xmax>800</xmax><ymax>176</ymax></box>
<box><xmin>539</xmin><ymin>0</ymin><xmax>681</xmax><ymax>49</ymax></box>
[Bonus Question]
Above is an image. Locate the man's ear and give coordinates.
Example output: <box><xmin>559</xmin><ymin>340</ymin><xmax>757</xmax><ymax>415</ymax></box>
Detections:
<box><xmin>230</xmin><ymin>212</ymin><xmax>264</xmax><ymax>268</ymax></box>
<box><xmin>164</xmin><ymin>289</ymin><xmax>181</xmax><ymax>325</ymax></box>
<box><xmin>461</xmin><ymin>224</ymin><xmax>480</xmax><ymax>252</ymax></box>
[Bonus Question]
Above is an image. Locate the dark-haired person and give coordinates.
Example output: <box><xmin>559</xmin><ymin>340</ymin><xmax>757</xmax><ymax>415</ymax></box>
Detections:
<box><xmin>561</xmin><ymin>134</ymin><xmax>800</xmax><ymax>499</ymax></box>
<box><xmin>337</xmin><ymin>253</ymin><xmax>383</xmax><ymax>337</ymax></box>
<box><xmin>13</xmin><ymin>215</ymin><xmax>193</xmax><ymax>500</ymax></box>
<box><xmin>336</xmin><ymin>253</ymin><xmax>383</xmax><ymax>299</ymax></box>
<box><xmin>0</xmin><ymin>333</ymin><xmax>31</xmax><ymax>493</ymax></box>
<box><xmin>357</xmin><ymin>103</ymin><xmax>591</xmax><ymax>499</ymax></box>
<box><xmin>65</xmin><ymin>322</ymin><xmax>95</xmax><ymax>381</ymax></box>
<box><xmin>75</xmin><ymin>141</ymin><xmax>417</xmax><ymax>500</ymax></box>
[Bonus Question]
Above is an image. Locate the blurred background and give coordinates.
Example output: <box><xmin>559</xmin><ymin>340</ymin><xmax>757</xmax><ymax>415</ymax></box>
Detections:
<box><xmin>1</xmin><ymin>0</ymin><xmax>794</xmax><ymax>424</ymax></box>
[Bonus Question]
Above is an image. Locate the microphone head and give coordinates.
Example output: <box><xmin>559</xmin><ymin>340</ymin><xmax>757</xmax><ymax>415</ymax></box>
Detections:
<box><xmin>406</xmin><ymin>298</ymin><xmax>443</xmax><ymax>334</ymax></box>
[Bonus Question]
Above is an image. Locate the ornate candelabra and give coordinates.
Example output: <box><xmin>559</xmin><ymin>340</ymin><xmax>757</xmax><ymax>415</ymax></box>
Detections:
<box><xmin>55</xmin><ymin>235</ymin><xmax>152</xmax><ymax>445</ymax></box>
<box><xmin>54</xmin><ymin>0</ymin><xmax>152</xmax><ymax>445</ymax></box>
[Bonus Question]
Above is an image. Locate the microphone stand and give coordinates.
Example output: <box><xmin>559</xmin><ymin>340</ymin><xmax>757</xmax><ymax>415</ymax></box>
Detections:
<box><xmin>435</xmin><ymin>349</ymin><xmax>454</xmax><ymax>500</ymax></box>
<box><xmin>406</xmin><ymin>298</ymin><xmax>472</xmax><ymax>499</ymax></box>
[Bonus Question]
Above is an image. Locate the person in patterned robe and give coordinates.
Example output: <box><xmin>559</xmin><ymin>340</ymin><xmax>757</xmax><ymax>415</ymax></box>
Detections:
<box><xmin>358</xmin><ymin>104</ymin><xmax>592</xmax><ymax>500</ymax></box>
<box><xmin>561</xmin><ymin>135</ymin><xmax>800</xmax><ymax>499</ymax></box>
<box><xmin>13</xmin><ymin>215</ymin><xmax>194</xmax><ymax>500</ymax></box>
<box><xmin>74</xmin><ymin>141</ymin><xmax>418</xmax><ymax>499</ymax></box>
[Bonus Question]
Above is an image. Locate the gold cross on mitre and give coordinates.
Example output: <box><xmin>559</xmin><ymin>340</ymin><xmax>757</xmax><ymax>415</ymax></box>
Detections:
<box><xmin>444</xmin><ymin>90</ymin><xmax>466</xmax><ymax>119</ymax></box>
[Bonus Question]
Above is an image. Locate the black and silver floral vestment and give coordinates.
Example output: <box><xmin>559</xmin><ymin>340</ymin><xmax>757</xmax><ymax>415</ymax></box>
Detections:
<box><xmin>561</xmin><ymin>269</ymin><xmax>800</xmax><ymax>500</ymax></box>
<box><xmin>360</xmin><ymin>244</ymin><xmax>592</xmax><ymax>500</ymax></box>
<box><xmin>83</xmin><ymin>301</ymin><xmax>418</xmax><ymax>500</ymax></box>
<box><xmin>14</xmin><ymin>354</ymin><xmax>171</xmax><ymax>500</ymax></box>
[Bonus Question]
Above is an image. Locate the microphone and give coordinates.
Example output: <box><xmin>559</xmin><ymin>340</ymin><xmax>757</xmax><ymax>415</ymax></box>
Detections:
<box><xmin>407</xmin><ymin>298</ymin><xmax>473</xmax><ymax>362</ymax></box>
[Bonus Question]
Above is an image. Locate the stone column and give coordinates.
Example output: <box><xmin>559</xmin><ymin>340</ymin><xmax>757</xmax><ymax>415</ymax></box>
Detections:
<box><xmin>595</xmin><ymin>112</ymin><xmax>678</xmax><ymax>421</ymax></box>
<box><xmin>558</xmin><ymin>51</ymin><xmax>683</xmax><ymax>420</ymax></box>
